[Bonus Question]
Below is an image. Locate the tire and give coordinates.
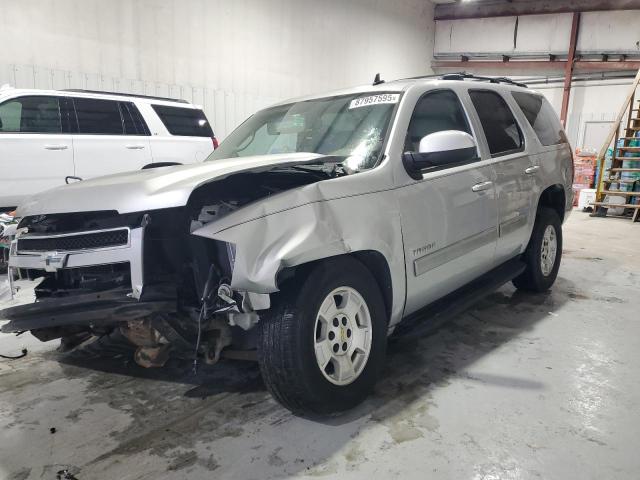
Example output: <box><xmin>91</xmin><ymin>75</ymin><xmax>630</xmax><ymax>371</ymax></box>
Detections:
<box><xmin>258</xmin><ymin>256</ymin><xmax>388</xmax><ymax>416</ymax></box>
<box><xmin>513</xmin><ymin>207</ymin><xmax>562</xmax><ymax>292</ymax></box>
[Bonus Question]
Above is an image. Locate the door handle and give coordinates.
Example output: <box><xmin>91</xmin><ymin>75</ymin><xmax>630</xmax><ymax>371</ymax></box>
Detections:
<box><xmin>524</xmin><ymin>165</ymin><xmax>540</xmax><ymax>175</ymax></box>
<box><xmin>471</xmin><ymin>181</ymin><xmax>493</xmax><ymax>192</ymax></box>
<box><xmin>125</xmin><ymin>144</ymin><xmax>145</xmax><ymax>150</ymax></box>
<box><xmin>44</xmin><ymin>144</ymin><xmax>68</xmax><ymax>150</ymax></box>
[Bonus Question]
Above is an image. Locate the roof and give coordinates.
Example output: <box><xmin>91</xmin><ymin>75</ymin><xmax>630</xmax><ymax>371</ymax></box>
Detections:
<box><xmin>271</xmin><ymin>73</ymin><xmax>531</xmax><ymax>106</ymax></box>
<box><xmin>0</xmin><ymin>87</ymin><xmax>195</xmax><ymax>107</ymax></box>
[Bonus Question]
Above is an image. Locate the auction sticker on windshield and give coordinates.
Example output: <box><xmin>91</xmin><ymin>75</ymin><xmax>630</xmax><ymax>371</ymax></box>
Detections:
<box><xmin>349</xmin><ymin>94</ymin><xmax>400</xmax><ymax>109</ymax></box>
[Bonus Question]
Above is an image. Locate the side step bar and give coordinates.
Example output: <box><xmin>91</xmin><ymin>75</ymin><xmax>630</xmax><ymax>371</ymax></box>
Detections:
<box><xmin>392</xmin><ymin>257</ymin><xmax>526</xmax><ymax>342</ymax></box>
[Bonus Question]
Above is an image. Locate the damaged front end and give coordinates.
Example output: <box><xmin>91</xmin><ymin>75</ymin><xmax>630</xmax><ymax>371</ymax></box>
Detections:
<box><xmin>1</xmin><ymin>166</ymin><xmax>332</xmax><ymax>366</ymax></box>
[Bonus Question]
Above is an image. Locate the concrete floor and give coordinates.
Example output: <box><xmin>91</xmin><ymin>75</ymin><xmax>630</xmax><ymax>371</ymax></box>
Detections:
<box><xmin>0</xmin><ymin>210</ymin><xmax>639</xmax><ymax>480</ymax></box>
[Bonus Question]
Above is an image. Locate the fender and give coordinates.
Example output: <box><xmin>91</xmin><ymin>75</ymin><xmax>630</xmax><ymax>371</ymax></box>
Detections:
<box><xmin>192</xmin><ymin>189</ymin><xmax>407</xmax><ymax>326</ymax></box>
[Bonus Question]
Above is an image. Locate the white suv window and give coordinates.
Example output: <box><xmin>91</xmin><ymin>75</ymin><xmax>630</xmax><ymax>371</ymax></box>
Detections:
<box><xmin>0</xmin><ymin>96</ymin><xmax>61</xmax><ymax>133</ymax></box>
<box><xmin>151</xmin><ymin>105</ymin><xmax>214</xmax><ymax>137</ymax></box>
<box><xmin>469</xmin><ymin>90</ymin><xmax>524</xmax><ymax>157</ymax></box>
<box><xmin>73</xmin><ymin>97</ymin><xmax>124</xmax><ymax>135</ymax></box>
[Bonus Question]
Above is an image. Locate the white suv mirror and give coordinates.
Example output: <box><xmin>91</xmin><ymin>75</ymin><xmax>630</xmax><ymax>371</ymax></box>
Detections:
<box><xmin>403</xmin><ymin>130</ymin><xmax>477</xmax><ymax>180</ymax></box>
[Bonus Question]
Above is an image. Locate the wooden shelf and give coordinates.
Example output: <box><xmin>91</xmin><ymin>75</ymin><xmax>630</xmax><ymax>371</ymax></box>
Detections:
<box><xmin>592</xmin><ymin>202</ymin><xmax>640</xmax><ymax>209</ymax></box>
<box><xmin>605</xmin><ymin>178</ymin><xmax>640</xmax><ymax>184</ymax></box>
<box><xmin>610</xmin><ymin>167</ymin><xmax>640</xmax><ymax>172</ymax></box>
<box><xmin>600</xmin><ymin>190</ymin><xmax>640</xmax><ymax>196</ymax></box>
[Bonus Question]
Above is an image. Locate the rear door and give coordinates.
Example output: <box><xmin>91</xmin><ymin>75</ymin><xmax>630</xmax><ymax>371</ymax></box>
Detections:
<box><xmin>0</xmin><ymin>95</ymin><xmax>74</xmax><ymax>208</ymax></box>
<box><xmin>468</xmin><ymin>89</ymin><xmax>534</xmax><ymax>263</ymax></box>
<box><xmin>147</xmin><ymin>104</ymin><xmax>215</xmax><ymax>164</ymax></box>
<box><xmin>70</xmin><ymin>97</ymin><xmax>151</xmax><ymax>179</ymax></box>
<box><xmin>398</xmin><ymin>89</ymin><xmax>498</xmax><ymax>315</ymax></box>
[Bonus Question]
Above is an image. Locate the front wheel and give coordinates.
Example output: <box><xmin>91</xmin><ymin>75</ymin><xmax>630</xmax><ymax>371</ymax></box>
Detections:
<box><xmin>513</xmin><ymin>207</ymin><xmax>562</xmax><ymax>292</ymax></box>
<box><xmin>258</xmin><ymin>257</ymin><xmax>387</xmax><ymax>416</ymax></box>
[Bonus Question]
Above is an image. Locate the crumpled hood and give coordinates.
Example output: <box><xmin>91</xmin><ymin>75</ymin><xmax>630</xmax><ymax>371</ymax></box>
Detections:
<box><xmin>17</xmin><ymin>153</ymin><xmax>328</xmax><ymax>217</ymax></box>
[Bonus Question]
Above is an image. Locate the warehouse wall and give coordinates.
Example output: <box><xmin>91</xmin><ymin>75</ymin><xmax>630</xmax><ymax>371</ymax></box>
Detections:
<box><xmin>433</xmin><ymin>10</ymin><xmax>640</xmax><ymax>151</ymax></box>
<box><xmin>434</xmin><ymin>10</ymin><xmax>640</xmax><ymax>57</ymax></box>
<box><xmin>0</xmin><ymin>0</ymin><xmax>435</xmax><ymax>138</ymax></box>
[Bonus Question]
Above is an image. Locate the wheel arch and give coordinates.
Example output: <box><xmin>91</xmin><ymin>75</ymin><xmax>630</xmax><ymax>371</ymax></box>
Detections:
<box><xmin>276</xmin><ymin>250</ymin><xmax>393</xmax><ymax>323</ymax></box>
<box><xmin>536</xmin><ymin>184</ymin><xmax>566</xmax><ymax>221</ymax></box>
<box><xmin>142</xmin><ymin>162</ymin><xmax>182</xmax><ymax>169</ymax></box>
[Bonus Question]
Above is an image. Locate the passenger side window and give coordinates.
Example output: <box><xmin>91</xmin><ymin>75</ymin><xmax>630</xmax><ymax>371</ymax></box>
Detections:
<box><xmin>404</xmin><ymin>90</ymin><xmax>471</xmax><ymax>153</ymax></box>
<box><xmin>120</xmin><ymin>102</ymin><xmax>150</xmax><ymax>135</ymax></box>
<box><xmin>73</xmin><ymin>98</ymin><xmax>124</xmax><ymax>134</ymax></box>
<box><xmin>512</xmin><ymin>92</ymin><xmax>566</xmax><ymax>146</ymax></box>
<box><xmin>469</xmin><ymin>90</ymin><xmax>523</xmax><ymax>156</ymax></box>
<box><xmin>0</xmin><ymin>96</ymin><xmax>62</xmax><ymax>133</ymax></box>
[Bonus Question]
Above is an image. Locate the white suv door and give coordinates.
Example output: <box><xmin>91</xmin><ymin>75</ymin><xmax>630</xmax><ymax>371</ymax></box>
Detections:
<box><xmin>398</xmin><ymin>89</ymin><xmax>498</xmax><ymax>315</ymax></box>
<box><xmin>0</xmin><ymin>95</ymin><xmax>74</xmax><ymax>208</ymax></box>
<box><xmin>70</xmin><ymin>97</ymin><xmax>151</xmax><ymax>180</ymax></box>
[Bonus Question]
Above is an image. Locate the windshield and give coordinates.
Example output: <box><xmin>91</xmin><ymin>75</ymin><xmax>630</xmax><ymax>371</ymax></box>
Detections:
<box><xmin>207</xmin><ymin>92</ymin><xmax>400</xmax><ymax>173</ymax></box>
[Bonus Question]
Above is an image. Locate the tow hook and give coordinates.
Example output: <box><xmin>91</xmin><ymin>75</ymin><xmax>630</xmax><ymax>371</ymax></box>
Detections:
<box><xmin>217</xmin><ymin>284</ymin><xmax>235</xmax><ymax>304</ymax></box>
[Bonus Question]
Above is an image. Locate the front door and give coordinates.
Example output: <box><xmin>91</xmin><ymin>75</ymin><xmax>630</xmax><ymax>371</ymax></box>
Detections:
<box><xmin>398</xmin><ymin>89</ymin><xmax>498</xmax><ymax>316</ymax></box>
<box><xmin>0</xmin><ymin>95</ymin><xmax>74</xmax><ymax>208</ymax></box>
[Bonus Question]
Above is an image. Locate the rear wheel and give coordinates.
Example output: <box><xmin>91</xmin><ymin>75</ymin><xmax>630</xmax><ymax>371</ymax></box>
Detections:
<box><xmin>513</xmin><ymin>207</ymin><xmax>562</xmax><ymax>292</ymax></box>
<box><xmin>258</xmin><ymin>257</ymin><xmax>387</xmax><ymax>416</ymax></box>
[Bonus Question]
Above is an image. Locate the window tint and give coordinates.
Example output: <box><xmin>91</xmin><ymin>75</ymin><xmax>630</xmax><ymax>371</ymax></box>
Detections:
<box><xmin>469</xmin><ymin>90</ymin><xmax>523</xmax><ymax>156</ymax></box>
<box><xmin>120</xmin><ymin>102</ymin><xmax>150</xmax><ymax>135</ymax></box>
<box><xmin>0</xmin><ymin>96</ymin><xmax>61</xmax><ymax>133</ymax></box>
<box><xmin>404</xmin><ymin>90</ymin><xmax>471</xmax><ymax>152</ymax></box>
<box><xmin>74</xmin><ymin>98</ymin><xmax>123</xmax><ymax>134</ymax></box>
<box><xmin>512</xmin><ymin>92</ymin><xmax>566</xmax><ymax>146</ymax></box>
<box><xmin>152</xmin><ymin>105</ymin><xmax>213</xmax><ymax>137</ymax></box>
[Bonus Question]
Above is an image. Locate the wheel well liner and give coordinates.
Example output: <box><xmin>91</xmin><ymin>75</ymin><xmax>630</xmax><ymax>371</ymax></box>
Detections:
<box><xmin>276</xmin><ymin>251</ymin><xmax>393</xmax><ymax>322</ymax></box>
<box><xmin>537</xmin><ymin>184</ymin><xmax>566</xmax><ymax>221</ymax></box>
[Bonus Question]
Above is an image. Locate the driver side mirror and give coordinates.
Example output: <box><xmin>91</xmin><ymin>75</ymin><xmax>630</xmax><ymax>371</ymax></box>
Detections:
<box><xmin>402</xmin><ymin>130</ymin><xmax>478</xmax><ymax>180</ymax></box>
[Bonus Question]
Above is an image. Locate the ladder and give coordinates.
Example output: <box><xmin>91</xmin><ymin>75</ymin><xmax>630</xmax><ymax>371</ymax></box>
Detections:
<box><xmin>592</xmin><ymin>68</ymin><xmax>640</xmax><ymax>222</ymax></box>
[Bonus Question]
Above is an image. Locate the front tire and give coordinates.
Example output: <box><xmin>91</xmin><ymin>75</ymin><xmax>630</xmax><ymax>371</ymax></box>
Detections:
<box><xmin>258</xmin><ymin>257</ymin><xmax>387</xmax><ymax>416</ymax></box>
<box><xmin>513</xmin><ymin>207</ymin><xmax>562</xmax><ymax>292</ymax></box>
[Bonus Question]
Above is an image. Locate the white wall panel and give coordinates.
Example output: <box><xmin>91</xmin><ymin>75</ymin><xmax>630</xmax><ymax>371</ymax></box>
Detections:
<box><xmin>515</xmin><ymin>14</ymin><xmax>572</xmax><ymax>54</ymax></box>
<box><xmin>0</xmin><ymin>0</ymin><xmax>435</xmax><ymax>139</ymax></box>
<box><xmin>435</xmin><ymin>17</ymin><xmax>516</xmax><ymax>54</ymax></box>
<box><xmin>436</xmin><ymin>13</ymin><xmax>572</xmax><ymax>55</ymax></box>
<box><xmin>577</xmin><ymin>10</ymin><xmax>640</xmax><ymax>52</ymax></box>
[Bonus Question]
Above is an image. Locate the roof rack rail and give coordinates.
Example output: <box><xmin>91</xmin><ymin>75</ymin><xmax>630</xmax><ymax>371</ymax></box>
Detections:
<box><xmin>61</xmin><ymin>89</ymin><xmax>189</xmax><ymax>103</ymax></box>
<box><xmin>440</xmin><ymin>73</ymin><xmax>528</xmax><ymax>88</ymax></box>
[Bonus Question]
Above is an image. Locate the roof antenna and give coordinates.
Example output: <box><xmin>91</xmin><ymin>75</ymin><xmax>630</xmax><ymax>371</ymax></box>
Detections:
<box><xmin>373</xmin><ymin>73</ymin><xmax>385</xmax><ymax>86</ymax></box>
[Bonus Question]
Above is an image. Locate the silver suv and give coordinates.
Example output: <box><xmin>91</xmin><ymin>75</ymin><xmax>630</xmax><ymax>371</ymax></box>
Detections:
<box><xmin>1</xmin><ymin>74</ymin><xmax>573</xmax><ymax>416</ymax></box>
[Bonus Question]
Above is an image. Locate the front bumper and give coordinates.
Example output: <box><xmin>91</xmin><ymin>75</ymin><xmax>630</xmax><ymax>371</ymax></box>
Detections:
<box><xmin>8</xmin><ymin>227</ymin><xmax>145</xmax><ymax>298</ymax></box>
<box><xmin>0</xmin><ymin>287</ymin><xmax>176</xmax><ymax>333</ymax></box>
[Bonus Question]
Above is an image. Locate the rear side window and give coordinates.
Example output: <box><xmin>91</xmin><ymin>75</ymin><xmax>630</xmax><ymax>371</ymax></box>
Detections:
<box><xmin>512</xmin><ymin>92</ymin><xmax>566</xmax><ymax>146</ymax></box>
<box><xmin>0</xmin><ymin>96</ymin><xmax>61</xmax><ymax>133</ymax></box>
<box><xmin>152</xmin><ymin>105</ymin><xmax>213</xmax><ymax>137</ymax></box>
<box><xmin>120</xmin><ymin>102</ymin><xmax>150</xmax><ymax>135</ymax></box>
<box><xmin>469</xmin><ymin>90</ymin><xmax>523</xmax><ymax>156</ymax></box>
<box><xmin>73</xmin><ymin>97</ymin><xmax>123</xmax><ymax>134</ymax></box>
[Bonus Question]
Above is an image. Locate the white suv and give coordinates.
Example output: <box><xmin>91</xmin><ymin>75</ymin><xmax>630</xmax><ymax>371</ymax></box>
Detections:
<box><xmin>0</xmin><ymin>87</ymin><xmax>217</xmax><ymax>210</ymax></box>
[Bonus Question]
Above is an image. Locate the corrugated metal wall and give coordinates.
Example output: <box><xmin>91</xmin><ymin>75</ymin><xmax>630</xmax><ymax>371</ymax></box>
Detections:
<box><xmin>0</xmin><ymin>0</ymin><xmax>435</xmax><ymax>139</ymax></box>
